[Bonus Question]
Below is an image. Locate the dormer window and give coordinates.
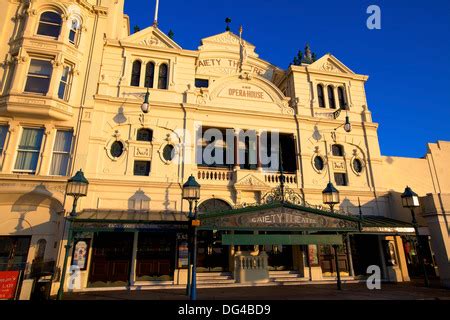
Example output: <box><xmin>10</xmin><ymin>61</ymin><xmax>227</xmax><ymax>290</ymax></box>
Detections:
<box><xmin>131</xmin><ymin>60</ymin><xmax>142</xmax><ymax>87</ymax></box>
<box><xmin>37</xmin><ymin>12</ymin><xmax>62</xmax><ymax>38</ymax></box>
<box><xmin>327</xmin><ymin>86</ymin><xmax>336</xmax><ymax>109</ymax></box>
<box><xmin>144</xmin><ymin>62</ymin><xmax>155</xmax><ymax>88</ymax></box>
<box><xmin>317</xmin><ymin>84</ymin><xmax>325</xmax><ymax>108</ymax></box>
<box><xmin>338</xmin><ymin>86</ymin><xmax>347</xmax><ymax>109</ymax></box>
<box><xmin>158</xmin><ymin>63</ymin><xmax>168</xmax><ymax>89</ymax></box>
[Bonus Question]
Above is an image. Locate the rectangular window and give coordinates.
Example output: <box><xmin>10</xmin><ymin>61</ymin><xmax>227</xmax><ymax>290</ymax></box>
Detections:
<box><xmin>195</xmin><ymin>78</ymin><xmax>209</xmax><ymax>88</ymax></box>
<box><xmin>58</xmin><ymin>65</ymin><xmax>72</xmax><ymax>101</ymax></box>
<box><xmin>134</xmin><ymin>161</ymin><xmax>151</xmax><ymax>176</ymax></box>
<box><xmin>334</xmin><ymin>173</ymin><xmax>348</xmax><ymax>186</ymax></box>
<box><xmin>14</xmin><ymin>128</ymin><xmax>44</xmax><ymax>174</ymax></box>
<box><xmin>0</xmin><ymin>125</ymin><xmax>8</xmax><ymax>166</ymax></box>
<box><xmin>50</xmin><ymin>130</ymin><xmax>73</xmax><ymax>176</ymax></box>
<box><xmin>24</xmin><ymin>59</ymin><xmax>53</xmax><ymax>95</ymax></box>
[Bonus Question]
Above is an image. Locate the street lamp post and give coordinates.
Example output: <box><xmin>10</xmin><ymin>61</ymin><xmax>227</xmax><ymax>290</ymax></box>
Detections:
<box><xmin>57</xmin><ymin>169</ymin><xmax>89</xmax><ymax>300</ymax></box>
<box><xmin>182</xmin><ymin>175</ymin><xmax>201</xmax><ymax>300</ymax></box>
<box><xmin>322</xmin><ymin>182</ymin><xmax>342</xmax><ymax>290</ymax></box>
<box><xmin>401</xmin><ymin>186</ymin><xmax>429</xmax><ymax>287</ymax></box>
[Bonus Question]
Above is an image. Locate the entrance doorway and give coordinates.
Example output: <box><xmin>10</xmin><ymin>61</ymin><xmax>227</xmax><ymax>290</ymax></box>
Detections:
<box><xmin>136</xmin><ymin>232</ymin><xmax>176</xmax><ymax>281</ymax></box>
<box><xmin>319</xmin><ymin>245</ymin><xmax>349</xmax><ymax>276</ymax></box>
<box><xmin>197</xmin><ymin>230</ymin><xmax>229</xmax><ymax>272</ymax></box>
<box><xmin>0</xmin><ymin>236</ymin><xmax>31</xmax><ymax>271</ymax></box>
<box><xmin>265</xmin><ymin>245</ymin><xmax>293</xmax><ymax>271</ymax></box>
<box><xmin>88</xmin><ymin>232</ymin><xmax>133</xmax><ymax>285</ymax></box>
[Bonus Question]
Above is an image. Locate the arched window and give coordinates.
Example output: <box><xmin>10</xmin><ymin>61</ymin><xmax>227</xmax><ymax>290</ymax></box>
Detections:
<box><xmin>332</xmin><ymin>144</ymin><xmax>344</xmax><ymax>157</ymax></box>
<box><xmin>144</xmin><ymin>62</ymin><xmax>155</xmax><ymax>88</ymax></box>
<box><xmin>158</xmin><ymin>63</ymin><xmax>168</xmax><ymax>89</ymax></box>
<box><xmin>136</xmin><ymin>128</ymin><xmax>153</xmax><ymax>142</ymax></box>
<box><xmin>37</xmin><ymin>11</ymin><xmax>62</xmax><ymax>38</ymax></box>
<box><xmin>327</xmin><ymin>86</ymin><xmax>336</xmax><ymax>109</ymax></box>
<box><xmin>198</xmin><ymin>199</ymin><xmax>232</xmax><ymax>214</ymax></box>
<box><xmin>130</xmin><ymin>60</ymin><xmax>141</xmax><ymax>87</ymax></box>
<box><xmin>338</xmin><ymin>87</ymin><xmax>347</xmax><ymax>109</ymax></box>
<box><xmin>317</xmin><ymin>84</ymin><xmax>325</xmax><ymax>108</ymax></box>
<box><xmin>69</xmin><ymin>18</ymin><xmax>81</xmax><ymax>46</ymax></box>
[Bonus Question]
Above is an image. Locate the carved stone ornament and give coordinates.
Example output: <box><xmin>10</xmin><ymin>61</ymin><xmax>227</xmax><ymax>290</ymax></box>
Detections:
<box><xmin>235</xmin><ymin>174</ymin><xmax>267</xmax><ymax>187</ymax></box>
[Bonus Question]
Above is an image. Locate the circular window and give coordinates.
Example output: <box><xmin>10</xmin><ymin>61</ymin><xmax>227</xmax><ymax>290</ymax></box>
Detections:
<box><xmin>313</xmin><ymin>156</ymin><xmax>325</xmax><ymax>171</ymax></box>
<box><xmin>162</xmin><ymin>144</ymin><xmax>175</xmax><ymax>162</ymax></box>
<box><xmin>110</xmin><ymin>141</ymin><xmax>124</xmax><ymax>158</ymax></box>
<box><xmin>353</xmin><ymin>158</ymin><xmax>363</xmax><ymax>173</ymax></box>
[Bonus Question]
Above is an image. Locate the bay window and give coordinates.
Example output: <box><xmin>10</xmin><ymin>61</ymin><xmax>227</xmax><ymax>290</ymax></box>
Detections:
<box><xmin>24</xmin><ymin>59</ymin><xmax>53</xmax><ymax>95</ymax></box>
<box><xmin>37</xmin><ymin>11</ymin><xmax>62</xmax><ymax>38</ymax></box>
<box><xmin>58</xmin><ymin>64</ymin><xmax>72</xmax><ymax>101</ymax></box>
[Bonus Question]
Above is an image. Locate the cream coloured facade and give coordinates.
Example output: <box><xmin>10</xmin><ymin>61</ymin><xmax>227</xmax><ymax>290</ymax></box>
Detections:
<box><xmin>0</xmin><ymin>0</ymin><xmax>449</xmax><ymax>298</ymax></box>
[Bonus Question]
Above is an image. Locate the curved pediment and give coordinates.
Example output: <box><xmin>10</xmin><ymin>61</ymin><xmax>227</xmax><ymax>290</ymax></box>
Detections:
<box><xmin>203</xmin><ymin>74</ymin><xmax>294</xmax><ymax>115</ymax></box>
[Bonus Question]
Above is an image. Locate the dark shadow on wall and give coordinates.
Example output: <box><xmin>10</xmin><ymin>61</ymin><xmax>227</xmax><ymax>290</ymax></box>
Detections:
<box><xmin>128</xmin><ymin>189</ymin><xmax>151</xmax><ymax>211</ymax></box>
<box><xmin>11</xmin><ymin>184</ymin><xmax>64</xmax><ymax>233</ymax></box>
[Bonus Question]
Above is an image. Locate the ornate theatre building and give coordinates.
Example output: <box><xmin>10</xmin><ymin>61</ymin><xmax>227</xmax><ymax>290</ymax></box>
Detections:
<box><xmin>0</xmin><ymin>0</ymin><xmax>449</xmax><ymax>296</ymax></box>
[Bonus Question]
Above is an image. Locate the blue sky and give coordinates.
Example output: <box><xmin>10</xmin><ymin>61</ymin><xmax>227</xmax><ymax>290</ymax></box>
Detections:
<box><xmin>125</xmin><ymin>0</ymin><xmax>450</xmax><ymax>158</ymax></box>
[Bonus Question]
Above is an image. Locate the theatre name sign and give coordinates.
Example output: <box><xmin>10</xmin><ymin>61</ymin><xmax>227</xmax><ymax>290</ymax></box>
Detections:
<box><xmin>201</xmin><ymin>207</ymin><xmax>359</xmax><ymax>231</ymax></box>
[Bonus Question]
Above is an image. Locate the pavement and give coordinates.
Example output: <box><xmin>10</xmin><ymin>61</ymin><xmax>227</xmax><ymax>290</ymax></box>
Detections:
<box><xmin>61</xmin><ymin>281</ymin><xmax>450</xmax><ymax>300</ymax></box>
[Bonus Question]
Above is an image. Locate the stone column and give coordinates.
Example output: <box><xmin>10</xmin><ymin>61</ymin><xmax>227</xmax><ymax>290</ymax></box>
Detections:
<box><xmin>233</xmin><ymin>128</ymin><xmax>240</xmax><ymax>171</ymax></box>
<box><xmin>394</xmin><ymin>235</ymin><xmax>410</xmax><ymax>281</ymax></box>
<box><xmin>346</xmin><ymin>235</ymin><xmax>355</xmax><ymax>277</ymax></box>
<box><xmin>256</xmin><ymin>130</ymin><xmax>262</xmax><ymax>171</ymax></box>
<box><xmin>422</xmin><ymin>193</ymin><xmax>450</xmax><ymax>288</ymax></box>
<box><xmin>129</xmin><ymin>231</ymin><xmax>139</xmax><ymax>285</ymax></box>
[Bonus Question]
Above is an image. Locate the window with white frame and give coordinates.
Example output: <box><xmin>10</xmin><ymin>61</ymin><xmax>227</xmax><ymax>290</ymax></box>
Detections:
<box><xmin>25</xmin><ymin>59</ymin><xmax>53</xmax><ymax>95</ymax></box>
<box><xmin>58</xmin><ymin>64</ymin><xmax>72</xmax><ymax>101</ymax></box>
<box><xmin>14</xmin><ymin>128</ymin><xmax>44</xmax><ymax>174</ymax></box>
<box><xmin>50</xmin><ymin>130</ymin><xmax>73</xmax><ymax>176</ymax></box>
<box><xmin>0</xmin><ymin>125</ymin><xmax>8</xmax><ymax>161</ymax></box>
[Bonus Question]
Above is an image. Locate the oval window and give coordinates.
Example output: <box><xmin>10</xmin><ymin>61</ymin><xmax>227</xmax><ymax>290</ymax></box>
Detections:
<box><xmin>110</xmin><ymin>141</ymin><xmax>124</xmax><ymax>158</ymax></box>
<box><xmin>353</xmin><ymin>158</ymin><xmax>363</xmax><ymax>173</ymax></box>
<box><xmin>163</xmin><ymin>144</ymin><xmax>175</xmax><ymax>161</ymax></box>
<box><xmin>314</xmin><ymin>156</ymin><xmax>325</xmax><ymax>171</ymax></box>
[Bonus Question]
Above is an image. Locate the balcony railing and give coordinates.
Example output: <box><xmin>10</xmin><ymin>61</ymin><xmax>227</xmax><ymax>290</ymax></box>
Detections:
<box><xmin>197</xmin><ymin>168</ymin><xmax>234</xmax><ymax>182</ymax></box>
<box><xmin>264</xmin><ymin>173</ymin><xmax>297</xmax><ymax>185</ymax></box>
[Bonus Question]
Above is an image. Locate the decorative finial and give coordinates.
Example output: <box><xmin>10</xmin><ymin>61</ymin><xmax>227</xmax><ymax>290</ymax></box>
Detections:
<box><xmin>304</xmin><ymin>43</ymin><xmax>312</xmax><ymax>63</ymax></box>
<box><xmin>225</xmin><ymin>17</ymin><xmax>232</xmax><ymax>31</ymax></box>
<box><xmin>239</xmin><ymin>25</ymin><xmax>243</xmax><ymax>37</ymax></box>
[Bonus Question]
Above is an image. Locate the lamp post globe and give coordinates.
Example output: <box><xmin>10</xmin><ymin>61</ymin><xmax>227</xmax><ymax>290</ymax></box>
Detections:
<box><xmin>182</xmin><ymin>175</ymin><xmax>201</xmax><ymax>202</ymax></box>
<box><xmin>401</xmin><ymin>186</ymin><xmax>429</xmax><ymax>287</ymax></box>
<box><xmin>57</xmin><ymin>169</ymin><xmax>89</xmax><ymax>300</ymax></box>
<box><xmin>322</xmin><ymin>182</ymin><xmax>340</xmax><ymax>212</ymax></box>
<box><xmin>322</xmin><ymin>181</ymin><xmax>343</xmax><ymax>290</ymax></box>
<box><xmin>344</xmin><ymin>115</ymin><xmax>352</xmax><ymax>133</ymax></box>
<box><xmin>401</xmin><ymin>186</ymin><xmax>420</xmax><ymax>209</ymax></box>
<box><xmin>67</xmin><ymin>169</ymin><xmax>89</xmax><ymax>198</ymax></box>
<box><xmin>182</xmin><ymin>175</ymin><xmax>201</xmax><ymax>300</ymax></box>
<box><xmin>141</xmin><ymin>88</ymin><xmax>150</xmax><ymax>114</ymax></box>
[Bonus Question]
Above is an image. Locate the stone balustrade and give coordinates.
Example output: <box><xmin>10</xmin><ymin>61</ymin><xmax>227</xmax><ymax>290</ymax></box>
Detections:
<box><xmin>234</xmin><ymin>251</ymin><xmax>269</xmax><ymax>283</ymax></box>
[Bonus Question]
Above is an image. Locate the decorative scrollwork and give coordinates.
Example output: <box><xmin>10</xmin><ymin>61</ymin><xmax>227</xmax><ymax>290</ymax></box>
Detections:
<box><xmin>235</xmin><ymin>184</ymin><xmax>349</xmax><ymax>216</ymax></box>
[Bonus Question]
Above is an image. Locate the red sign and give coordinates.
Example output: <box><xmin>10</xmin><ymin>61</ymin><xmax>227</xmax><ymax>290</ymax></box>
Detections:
<box><xmin>0</xmin><ymin>271</ymin><xmax>20</xmax><ymax>300</ymax></box>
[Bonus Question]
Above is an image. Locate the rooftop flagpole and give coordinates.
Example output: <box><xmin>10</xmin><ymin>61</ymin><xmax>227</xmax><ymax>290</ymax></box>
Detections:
<box><xmin>153</xmin><ymin>0</ymin><xmax>159</xmax><ymax>27</ymax></box>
